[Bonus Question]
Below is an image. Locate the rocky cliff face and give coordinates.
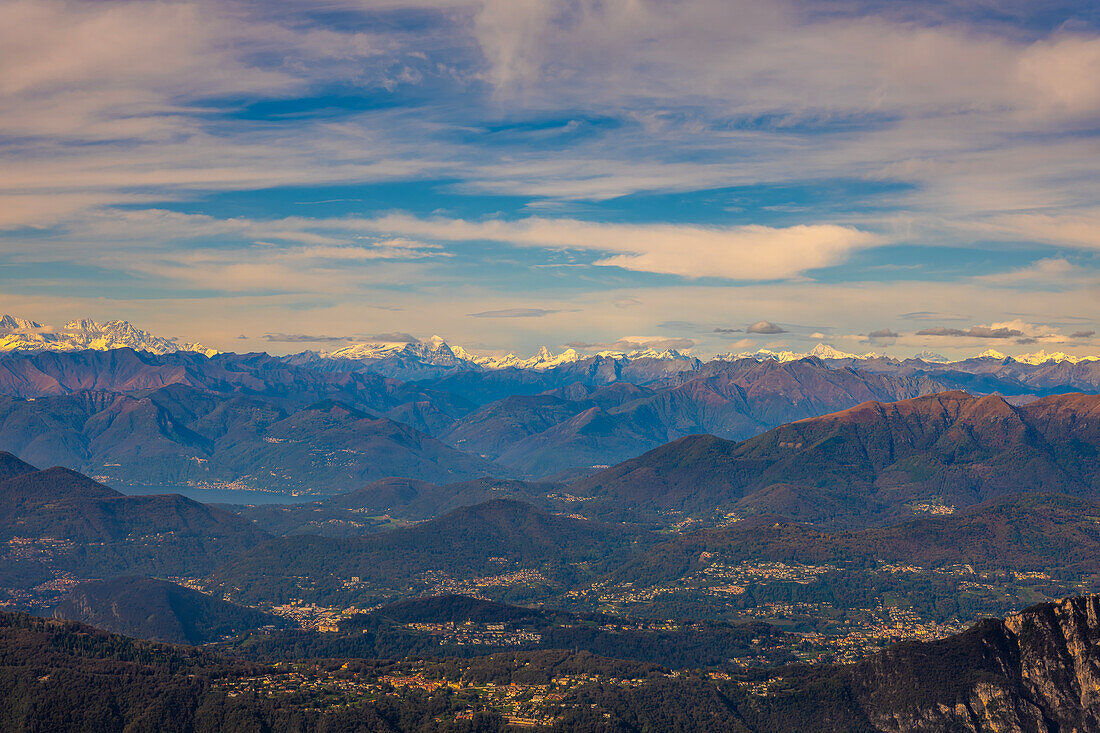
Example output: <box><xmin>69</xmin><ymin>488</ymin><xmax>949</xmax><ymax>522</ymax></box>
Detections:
<box><xmin>856</xmin><ymin>596</ymin><xmax>1100</xmax><ymax>732</ymax></box>
<box><xmin>1003</xmin><ymin>596</ymin><xmax>1100</xmax><ymax>732</ymax></box>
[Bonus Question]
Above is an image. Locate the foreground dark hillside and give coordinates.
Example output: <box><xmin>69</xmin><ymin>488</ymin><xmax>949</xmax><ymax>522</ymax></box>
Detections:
<box><xmin>557</xmin><ymin>594</ymin><xmax>1100</xmax><ymax>731</ymax></box>
<box><xmin>0</xmin><ymin>612</ymin><xmax>501</xmax><ymax>732</ymax></box>
<box><xmin>572</xmin><ymin>391</ymin><xmax>1100</xmax><ymax>528</ymax></box>
<box><xmin>5</xmin><ymin>595</ymin><xmax>1100</xmax><ymax>731</ymax></box>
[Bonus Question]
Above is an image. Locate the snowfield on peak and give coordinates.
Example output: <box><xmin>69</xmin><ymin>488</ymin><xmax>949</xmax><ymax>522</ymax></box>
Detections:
<box><xmin>324</xmin><ymin>335</ymin><xmax>462</xmax><ymax>366</ymax></box>
<box><xmin>1</xmin><ymin>314</ymin><xmax>1096</xmax><ymax>368</ymax></box>
<box><xmin>1014</xmin><ymin>350</ymin><xmax>1100</xmax><ymax>365</ymax></box>
<box><xmin>716</xmin><ymin>343</ymin><xmax>880</xmax><ymax>363</ymax></box>
<box><xmin>0</xmin><ymin>315</ymin><xmax>218</xmax><ymax>357</ymax></box>
<box><xmin>454</xmin><ymin>345</ymin><xmax>583</xmax><ymax>370</ymax></box>
<box><xmin>324</xmin><ymin>338</ymin><xmax>584</xmax><ymax>370</ymax></box>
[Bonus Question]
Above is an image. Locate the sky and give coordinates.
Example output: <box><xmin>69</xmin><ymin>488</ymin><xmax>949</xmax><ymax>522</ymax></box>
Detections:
<box><xmin>1</xmin><ymin>0</ymin><xmax>1098</xmax><ymax>359</ymax></box>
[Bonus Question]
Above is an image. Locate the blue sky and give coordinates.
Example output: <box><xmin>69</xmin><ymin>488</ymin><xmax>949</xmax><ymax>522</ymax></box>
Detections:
<box><xmin>1</xmin><ymin>0</ymin><xmax>1098</xmax><ymax>358</ymax></box>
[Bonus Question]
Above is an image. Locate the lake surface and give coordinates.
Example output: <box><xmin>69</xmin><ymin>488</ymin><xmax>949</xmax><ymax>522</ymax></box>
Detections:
<box><xmin>115</xmin><ymin>485</ymin><xmax>332</xmax><ymax>505</ymax></box>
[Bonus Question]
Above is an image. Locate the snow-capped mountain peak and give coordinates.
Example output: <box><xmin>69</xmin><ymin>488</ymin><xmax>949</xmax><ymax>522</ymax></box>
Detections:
<box><xmin>720</xmin><ymin>343</ymin><xmax>877</xmax><ymax>362</ymax></box>
<box><xmin>0</xmin><ymin>315</ymin><xmax>42</xmax><ymax>331</ymax></box>
<box><xmin>808</xmin><ymin>343</ymin><xmax>883</xmax><ymax>360</ymax></box>
<box><xmin>324</xmin><ymin>335</ymin><xmax>463</xmax><ymax>366</ymax></box>
<box><xmin>595</xmin><ymin>347</ymin><xmax>693</xmax><ymax>361</ymax></box>
<box><xmin>1013</xmin><ymin>350</ymin><xmax>1100</xmax><ymax>365</ymax></box>
<box><xmin>913</xmin><ymin>349</ymin><xmax>949</xmax><ymax>363</ymax></box>
<box><xmin>451</xmin><ymin>345</ymin><xmax>581</xmax><ymax>370</ymax></box>
<box><xmin>0</xmin><ymin>315</ymin><xmax>218</xmax><ymax>357</ymax></box>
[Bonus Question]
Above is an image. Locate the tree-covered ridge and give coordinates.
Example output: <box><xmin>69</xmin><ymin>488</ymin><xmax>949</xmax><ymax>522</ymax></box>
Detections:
<box><xmin>224</xmin><ymin>594</ymin><xmax>791</xmax><ymax>669</ymax></box>
<box><xmin>0</xmin><ymin>462</ymin><xmax>269</xmax><ymax>579</ymax></box>
<box><xmin>208</xmin><ymin>499</ymin><xmax>651</xmax><ymax>606</ymax></box>
<box><xmin>572</xmin><ymin>391</ymin><xmax>1100</xmax><ymax>528</ymax></box>
<box><xmin>53</xmin><ymin>576</ymin><xmax>289</xmax><ymax>645</ymax></box>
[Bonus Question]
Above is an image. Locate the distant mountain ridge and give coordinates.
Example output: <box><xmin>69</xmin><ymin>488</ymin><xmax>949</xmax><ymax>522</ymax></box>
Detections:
<box><xmin>0</xmin><ymin>350</ymin><xmax>962</xmax><ymax>490</ymax></box>
<box><xmin>3</xmin><ymin>313</ymin><xmax>1096</xmax><ymax>370</ymax></box>
<box><xmin>0</xmin><ymin>384</ymin><xmax>495</xmax><ymax>492</ymax></box>
<box><xmin>0</xmin><ymin>334</ymin><xmax>1097</xmax><ymax>489</ymax></box>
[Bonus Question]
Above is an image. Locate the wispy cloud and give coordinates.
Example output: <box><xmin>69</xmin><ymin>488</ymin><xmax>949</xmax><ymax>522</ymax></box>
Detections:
<box><xmin>916</xmin><ymin>325</ymin><xmax>1025</xmax><ymax>338</ymax></box>
<box><xmin>899</xmin><ymin>311</ymin><xmax>970</xmax><ymax>322</ymax></box>
<box><xmin>0</xmin><ymin>0</ymin><xmax>1097</xmax><ymax>358</ymax></box>
<box><xmin>867</xmin><ymin>328</ymin><xmax>899</xmax><ymax>339</ymax></box>
<box><xmin>338</xmin><ymin>215</ymin><xmax>882</xmax><ymax>280</ymax></box>
<box><xmin>565</xmin><ymin>336</ymin><xmax>696</xmax><ymax>352</ymax></box>
<box><xmin>469</xmin><ymin>308</ymin><xmax>563</xmax><ymax>318</ymax></box>
<box><xmin>262</xmin><ymin>333</ymin><xmax>357</xmax><ymax>343</ymax></box>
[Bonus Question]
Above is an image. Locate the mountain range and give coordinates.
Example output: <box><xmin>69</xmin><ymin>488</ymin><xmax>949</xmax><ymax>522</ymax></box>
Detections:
<box><xmin>0</xmin><ymin>377</ymin><xmax>493</xmax><ymax>492</ymax></box>
<box><xmin>0</xmin><ymin>315</ymin><xmax>217</xmax><ymax>357</ymax></box>
<box><xmin>3</xmin><ymin>396</ymin><xmax>1100</xmax><ymax>729</ymax></box>
<box><xmin>232</xmin><ymin>388</ymin><xmax>1100</xmax><ymax>534</ymax></box>
<box><xmin>570</xmin><ymin>391</ymin><xmax>1100</xmax><ymax>527</ymax></box>
<box><xmin>4</xmin><ymin>313</ymin><xmax>1100</xmax><ymax>728</ymax></box>
<box><xmin>1</xmin><ymin>339</ymin><xmax>1097</xmax><ymax>488</ymax></box>
<box><xmin>3</xmin><ymin>448</ymin><xmax>1097</xmax><ymax>625</ymax></box>
<box><xmin>3</xmin><ymin>313</ymin><xmax>1097</xmax><ymax>370</ymax></box>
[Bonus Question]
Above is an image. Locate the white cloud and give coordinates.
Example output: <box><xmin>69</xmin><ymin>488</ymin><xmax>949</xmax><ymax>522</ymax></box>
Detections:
<box><xmin>42</xmin><ymin>209</ymin><xmax>876</xmax><ymax>284</ymax></box>
<box><xmin>0</xmin><ymin>0</ymin><xmax>1096</xmax><ymax>254</ymax></box>
<box><xmin>473</xmin><ymin>0</ymin><xmax>1100</xmax><ymax>123</ymax></box>
<box><xmin>0</xmin><ymin>0</ymin><xmax>1098</xmax><ymax>356</ymax></box>
<box><xmin>976</xmin><ymin>258</ymin><xmax>1092</xmax><ymax>288</ymax></box>
<box><xmin>347</xmin><ymin>215</ymin><xmax>882</xmax><ymax>279</ymax></box>
<box><xmin>974</xmin><ymin>210</ymin><xmax>1100</xmax><ymax>250</ymax></box>
<box><xmin>746</xmin><ymin>320</ymin><xmax>786</xmax><ymax>334</ymax></box>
